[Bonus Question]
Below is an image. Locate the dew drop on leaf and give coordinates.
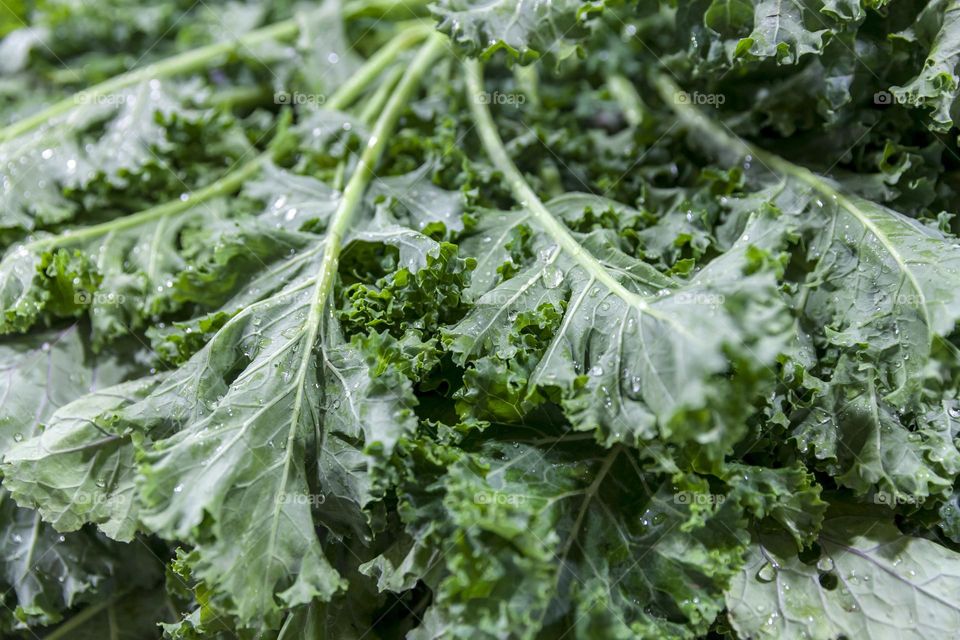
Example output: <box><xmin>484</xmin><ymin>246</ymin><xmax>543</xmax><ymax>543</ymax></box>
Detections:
<box><xmin>756</xmin><ymin>563</ymin><xmax>777</xmax><ymax>582</ymax></box>
<box><xmin>542</xmin><ymin>266</ymin><xmax>563</xmax><ymax>288</ymax></box>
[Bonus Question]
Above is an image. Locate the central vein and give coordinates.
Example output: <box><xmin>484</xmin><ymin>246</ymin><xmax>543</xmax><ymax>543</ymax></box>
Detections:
<box><xmin>465</xmin><ymin>60</ymin><xmax>700</xmax><ymax>341</ymax></box>
<box><xmin>264</xmin><ymin>33</ymin><xmax>447</xmax><ymax>594</ymax></box>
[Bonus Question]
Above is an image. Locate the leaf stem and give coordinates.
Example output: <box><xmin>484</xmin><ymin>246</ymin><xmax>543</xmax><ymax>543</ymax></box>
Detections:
<box><xmin>0</xmin><ymin>22</ymin><xmax>296</xmax><ymax>142</ymax></box>
<box><xmin>607</xmin><ymin>74</ymin><xmax>645</xmax><ymax>127</ymax></box>
<box><xmin>312</xmin><ymin>34</ymin><xmax>447</xmax><ymax>313</ymax></box>
<box><xmin>28</xmin><ymin>154</ymin><xmax>267</xmax><ymax>251</ymax></box>
<box><xmin>650</xmin><ymin>71</ymin><xmax>932</xmax><ymax>333</ymax></box>
<box><xmin>265</xmin><ymin>34</ymin><xmax>447</xmax><ymax>603</ymax></box>
<box><xmin>14</xmin><ymin>27</ymin><xmax>431</xmax><ymax>255</ymax></box>
<box><xmin>464</xmin><ymin>60</ymin><xmax>649</xmax><ymax>310</ymax></box>
<box><xmin>0</xmin><ymin>4</ymin><xmax>430</xmax><ymax>143</ymax></box>
<box><xmin>43</xmin><ymin>590</ymin><xmax>129</xmax><ymax>640</ymax></box>
<box><xmin>327</xmin><ymin>23</ymin><xmax>433</xmax><ymax>111</ymax></box>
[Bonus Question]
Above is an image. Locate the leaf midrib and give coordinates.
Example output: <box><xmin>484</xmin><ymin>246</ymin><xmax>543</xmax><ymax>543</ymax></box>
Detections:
<box><xmin>652</xmin><ymin>71</ymin><xmax>934</xmax><ymax>336</ymax></box>
<box><xmin>464</xmin><ymin>60</ymin><xmax>699</xmax><ymax>341</ymax></box>
<box><xmin>258</xmin><ymin>35</ymin><xmax>446</xmax><ymax>610</ymax></box>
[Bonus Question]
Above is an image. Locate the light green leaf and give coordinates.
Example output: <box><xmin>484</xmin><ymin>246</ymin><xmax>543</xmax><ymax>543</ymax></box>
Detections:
<box><xmin>893</xmin><ymin>0</ymin><xmax>960</xmax><ymax>132</ymax></box>
<box><xmin>433</xmin><ymin>0</ymin><xmax>604</xmax><ymax>61</ymax></box>
<box><xmin>727</xmin><ymin>513</ymin><xmax>960</xmax><ymax>639</ymax></box>
<box><xmin>736</xmin><ymin>0</ymin><xmax>827</xmax><ymax>64</ymax></box>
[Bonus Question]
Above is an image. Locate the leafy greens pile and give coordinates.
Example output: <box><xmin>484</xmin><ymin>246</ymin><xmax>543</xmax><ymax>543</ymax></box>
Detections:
<box><xmin>2</xmin><ymin>0</ymin><xmax>960</xmax><ymax>638</ymax></box>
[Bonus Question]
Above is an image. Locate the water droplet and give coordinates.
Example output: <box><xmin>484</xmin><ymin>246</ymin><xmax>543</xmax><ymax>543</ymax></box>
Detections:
<box><xmin>537</xmin><ymin>244</ymin><xmax>559</xmax><ymax>263</ymax></box>
<box><xmin>542</xmin><ymin>266</ymin><xmax>564</xmax><ymax>289</ymax></box>
<box><xmin>756</xmin><ymin>563</ymin><xmax>777</xmax><ymax>582</ymax></box>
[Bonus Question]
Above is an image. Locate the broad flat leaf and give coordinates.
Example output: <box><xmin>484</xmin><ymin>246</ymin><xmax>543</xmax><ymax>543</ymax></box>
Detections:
<box><xmin>2</xmin><ymin>375</ymin><xmax>161</xmax><ymax>542</ymax></box>
<box><xmin>705</xmin><ymin>0</ymin><xmax>755</xmax><ymax>38</ymax></box>
<box><xmin>0</xmin><ymin>324</ymin><xmax>157</xmax><ymax>625</ymax></box>
<box><xmin>794</xmin><ymin>357</ymin><xmax>960</xmax><ymax>501</ymax></box>
<box><xmin>243</xmin><ymin>161</ymin><xmax>342</xmax><ymax>232</ymax></box>
<box><xmin>0</xmin><ymin>324</ymin><xmax>140</xmax><ymax>450</ymax></box>
<box><xmin>369</xmin><ymin>163</ymin><xmax>465</xmax><ymax>234</ymax></box>
<box><xmin>0</xmin><ymin>324</ymin><xmax>149</xmax><ymax>542</ymax></box>
<box><xmin>126</xmin><ymin>285</ymin><xmax>349</xmax><ymax>628</ymax></box>
<box><xmin>727</xmin><ymin>513</ymin><xmax>960</xmax><ymax>639</ymax></box>
<box><xmin>112</xmin><ymin>224</ymin><xmax>446</xmax><ymax>627</ymax></box>
<box><xmin>169</xmin><ymin>164</ymin><xmax>345</xmax><ymax>314</ymax></box>
<box><xmin>800</xmin><ymin>189</ymin><xmax>960</xmax><ymax>405</ymax></box>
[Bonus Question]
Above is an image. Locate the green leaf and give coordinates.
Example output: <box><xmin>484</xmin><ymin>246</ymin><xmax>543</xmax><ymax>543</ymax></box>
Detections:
<box><xmin>3</xmin><ymin>375</ymin><xmax>161</xmax><ymax>542</ymax></box>
<box><xmin>0</xmin><ymin>493</ymin><xmax>159</xmax><ymax>627</ymax></box>
<box><xmin>893</xmin><ymin>0</ymin><xmax>960</xmax><ymax>132</ymax></box>
<box><xmin>735</xmin><ymin>0</ymin><xmax>828</xmax><ymax>64</ymax></box>
<box><xmin>433</xmin><ymin>0</ymin><xmax>605</xmax><ymax>62</ymax></box>
<box><xmin>379</xmin><ymin>438</ymin><xmax>748</xmax><ymax>640</ymax></box>
<box><xmin>0</xmin><ymin>323</ymin><xmax>158</xmax><ymax>626</ymax></box>
<box><xmin>727</xmin><ymin>512</ymin><xmax>960</xmax><ymax>639</ymax></box>
<box><xmin>42</xmin><ymin>589</ymin><xmax>174</xmax><ymax>640</ymax></box>
<box><xmin>460</xmin><ymin>65</ymin><xmax>792</xmax><ymax>460</ymax></box>
<box><xmin>0</xmin><ymin>158</ymin><xmax>262</xmax><ymax>341</ymax></box>
<box><xmin>794</xmin><ymin>357</ymin><xmax>960</xmax><ymax>501</ymax></box>
<box><xmin>799</xmin><ymin>189</ymin><xmax>960</xmax><ymax>406</ymax></box>
<box><xmin>0</xmin><ymin>80</ymin><xmax>248</xmax><ymax>242</ymax></box>
<box><xmin>449</xmin><ymin>209</ymin><xmax>789</xmax><ymax>458</ymax></box>
<box><xmin>48</xmin><ymin>38</ymin><xmax>447</xmax><ymax>630</ymax></box>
